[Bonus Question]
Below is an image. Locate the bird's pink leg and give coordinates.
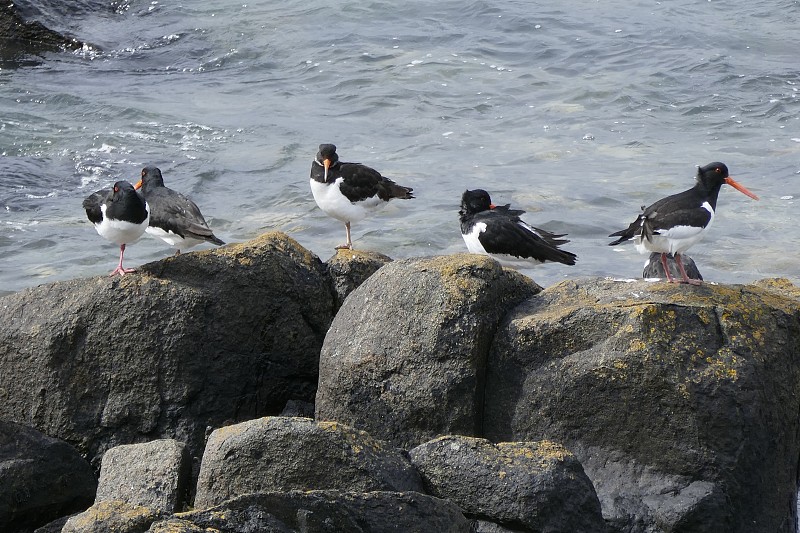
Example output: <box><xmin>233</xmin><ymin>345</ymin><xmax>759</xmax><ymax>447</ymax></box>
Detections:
<box><xmin>659</xmin><ymin>253</ymin><xmax>676</xmax><ymax>283</ymax></box>
<box><xmin>336</xmin><ymin>222</ymin><xmax>353</xmax><ymax>250</ymax></box>
<box><xmin>675</xmin><ymin>254</ymin><xmax>702</xmax><ymax>285</ymax></box>
<box><xmin>108</xmin><ymin>244</ymin><xmax>137</xmax><ymax>276</ymax></box>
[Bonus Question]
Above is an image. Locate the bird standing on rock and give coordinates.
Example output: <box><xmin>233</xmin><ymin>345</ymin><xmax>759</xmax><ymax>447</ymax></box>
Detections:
<box><xmin>310</xmin><ymin>143</ymin><xmax>414</xmax><ymax>250</ymax></box>
<box><xmin>608</xmin><ymin>162</ymin><xmax>758</xmax><ymax>285</ymax></box>
<box><xmin>134</xmin><ymin>166</ymin><xmax>225</xmax><ymax>255</ymax></box>
<box><xmin>83</xmin><ymin>180</ymin><xmax>149</xmax><ymax>276</ymax></box>
<box><xmin>459</xmin><ymin>189</ymin><xmax>577</xmax><ymax>268</ymax></box>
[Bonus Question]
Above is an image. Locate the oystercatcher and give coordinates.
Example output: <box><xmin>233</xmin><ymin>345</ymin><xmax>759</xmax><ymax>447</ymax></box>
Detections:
<box><xmin>310</xmin><ymin>143</ymin><xmax>414</xmax><ymax>250</ymax></box>
<box><xmin>134</xmin><ymin>166</ymin><xmax>225</xmax><ymax>254</ymax></box>
<box><xmin>83</xmin><ymin>180</ymin><xmax>150</xmax><ymax>276</ymax></box>
<box><xmin>608</xmin><ymin>162</ymin><xmax>758</xmax><ymax>285</ymax></box>
<box><xmin>459</xmin><ymin>189</ymin><xmax>577</xmax><ymax>268</ymax></box>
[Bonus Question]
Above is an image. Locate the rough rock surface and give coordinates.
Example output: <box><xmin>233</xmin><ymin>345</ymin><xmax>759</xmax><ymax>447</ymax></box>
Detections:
<box><xmin>95</xmin><ymin>439</ymin><xmax>190</xmax><ymax>513</ymax></box>
<box><xmin>159</xmin><ymin>491</ymin><xmax>473</xmax><ymax>533</ymax></box>
<box><xmin>642</xmin><ymin>252</ymin><xmax>702</xmax><ymax>281</ymax></box>
<box><xmin>62</xmin><ymin>500</ymin><xmax>163</xmax><ymax>533</ymax></box>
<box><xmin>0</xmin><ymin>420</ymin><xmax>96</xmax><ymax>532</ymax></box>
<box><xmin>326</xmin><ymin>248</ymin><xmax>392</xmax><ymax>308</ymax></box>
<box><xmin>194</xmin><ymin>416</ymin><xmax>423</xmax><ymax>508</ymax></box>
<box><xmin>0</xmin><ymin>232</ymin><xmax>335</xmax><ymax>468</ymax></box>
<box><xmin>316</xmin><ymin>254</ymin><xmax>540</xmax><ymax>449</ymax></box>
<box><xmin>484</xmin><ymin>277</ymin><xmax>800</xmax><ymax>532</ymax></box>
<box><xmin>409</xmin><ymin>435</ymin><xmax>606</xmax><ymax>532</ymax></box>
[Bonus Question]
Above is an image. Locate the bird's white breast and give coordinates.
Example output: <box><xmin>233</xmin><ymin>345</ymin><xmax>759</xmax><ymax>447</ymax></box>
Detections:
<box><xmin>310</xmin><ymin>178</ymin><xmax>383</xmax><ymax>223</ymax></box>
<box><xmin>96</xmin><ymin>203</ymin><xmax>149</xmax><ymax>245</ymax></box>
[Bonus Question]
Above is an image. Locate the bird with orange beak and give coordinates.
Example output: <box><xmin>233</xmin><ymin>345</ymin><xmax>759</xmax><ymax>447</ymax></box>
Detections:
<box><xmin>609</xmin><ymin>162</ymin><xmax>759</xmax><ymax>284</ymax></box>
<box><xmin>309</xmin><ymin>143</ymin><xmax>414</xmax><ymax>250</ymax></box>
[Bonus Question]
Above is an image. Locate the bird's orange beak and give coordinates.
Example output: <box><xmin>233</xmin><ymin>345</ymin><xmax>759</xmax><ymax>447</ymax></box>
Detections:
<box><xmin>134</xmin><ymin>180</ymin><xmax>143</xmax><ymax>190</ymax></box>
<box><xmin>323</xmin><ymin>159</ymin><xmax>331</xmax><ymax>182</ymax></box>
<box><xmin>489</xmin><ymin>203</ymin><xmax>496</xmax><ymax>209</ymax></box>
<box><xmin>724</xmin><ymin>176</ymin><xmax>759</xmax><ymax>200</ymax></box>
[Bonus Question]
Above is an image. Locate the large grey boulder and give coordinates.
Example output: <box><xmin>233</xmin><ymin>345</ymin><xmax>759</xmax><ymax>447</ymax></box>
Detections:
<box><xmin>0</xmin><ymin>420</ymin><xmax>96</xmax><ymax>532</ymax></box>
<box><xmin>484</xmin><ymin>277</ymin><xmax>800</xmax><ymax>532</ymax></box>
<box><xmin>0</xmin><ymin>232</ymin><xmax>335</xmax><ymax>468</ymax></box>
<box><xmin>409</xmin><ymin>435</ymin><xmax>606</xmax><ymax>532</ymax></box>
<box><xmin>315</xmin><ymin>254</ymin><xmax>540</xmax><ymax>449</ymax></box>
<box><xmin>95</xmin><ymin>439</ymin><xmax>191</xmax><ymax>513</ymax></box>
<box><xmin>156</xmin><ymin>491</ymin><xmax>473</xmax><ymax>533</ymax></box>
<box><xmin>194</xmin><ymin>416</ymin><xmax>423</xmax><ymax>509</ymax></box>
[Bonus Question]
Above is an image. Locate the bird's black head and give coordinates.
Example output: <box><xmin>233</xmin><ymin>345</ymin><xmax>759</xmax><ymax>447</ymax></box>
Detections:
<box><xmin>696</xmin><ymin>162</ymin><xmax>729</xmax><ymax>188</ymax></box>
<box><xmin>134</xmin><ymin>166</ymin><xmax>165</xmax><ymax>193</ymax></box>
<box><xmin>316</xmin><ymin>144</ymin><xmax>339</xmax><ymax>165</ymax></box>
<box><xmin>695</xmin><ymin>161</ymin><xmax>759</xmax><ymax>201</ymax></box>
<box><xmin>111</xmin><ymin>180</ymin><xmax>136</xmax><ymax>201</ymax></box>
<box><xmin>460</xmin><ymin>189</ymin><xmax>493</xmax><ymax>215</ymax></box>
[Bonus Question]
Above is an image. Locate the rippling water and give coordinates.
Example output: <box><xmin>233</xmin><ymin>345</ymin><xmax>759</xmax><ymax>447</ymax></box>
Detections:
<box><xmin>1</xmin><ymin>0</ymin><xmax>799</xmax><ymax>296</ymax></box>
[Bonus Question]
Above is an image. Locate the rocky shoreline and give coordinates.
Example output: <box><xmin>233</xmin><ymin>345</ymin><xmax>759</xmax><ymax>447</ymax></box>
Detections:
<box><xmin>1</xmin><ymin>232</ymin><xmax>799</xmax><ymax>532</ymax></box>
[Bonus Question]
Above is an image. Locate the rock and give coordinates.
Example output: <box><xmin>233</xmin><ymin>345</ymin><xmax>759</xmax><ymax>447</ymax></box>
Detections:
<box><xmin>34</xmin><ymin>515</ymin><xmax>73</xmax><ymax>533</ymax></box>
<box><xmin>409</xmin><ymin>435</ymin><xmax>605</xmax><ymax>533</ymax></box>
<box><xmin>279</xmin><ymin>399</ymin><xmax>315</xmax><ymax>418</ymax></box>
<box><xmin>0</xmin><ymin>232</ymin><xmax>335</xmax><ymax>469</ymax></box>
<box><xmin>316</xmin><ymin>254</ymin><xmax>540</xmax><ymax>449</ymax></box>
<box><xmin>642</xmin><ymin>252</ymin><xmax>703</xmax><ymax>281</ymax></box>
<box><xmin>62</xmin><ymin>500</ymin><xmax>163</xmax><ymax>533</ymax></box>
<box><xmin>0</xmin><ymin>420</ymin><xmax>96</xmax><ymax>532</ymax></box>
<box><xmin>159</xmin><ymin>491</ymin><xmax>473</xmax><ymax>533</ymax></box>
<box><xmin>194</xmin><ymin>416</ymin><xmax>423</xmax><ymax>509</ymax></box>
<box><xmin>473</xmin><ymin>520</ymin><xmax>527</xmax><ymax>533</ymax></box>
<box><xmin>147</xmin><ymin>518</ymin><xmax>205</xmax><ymax>533</ymax></box>
<box><xmin>95</xmin><ymin>439</ymin><xmax>190</xmax><ymax>513</ymax></box>
<box><xmin>0</xmin><ymin>3</ymin><xmax>83</xmax><ymax>67</ymax></box>
<box><xmin>484</xmin><ymin>278</ymin><xmax>800</xmax><ymax>532</ymax></box>
<box><xmin>326</xmin><ymin>248</ymin><xmax>392</xmax><ymax>308</ymax></box>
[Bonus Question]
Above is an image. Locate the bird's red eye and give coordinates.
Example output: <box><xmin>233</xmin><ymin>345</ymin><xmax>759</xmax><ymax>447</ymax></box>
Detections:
<box><xmin>715</xmin><ymin>167</ymin><xmax>722</xmax><ymax>173</ymax></box>
<box><xmin>113</xmin><ymin>185</ymin><xmax>119</xmax><ymax>192</ymax></box>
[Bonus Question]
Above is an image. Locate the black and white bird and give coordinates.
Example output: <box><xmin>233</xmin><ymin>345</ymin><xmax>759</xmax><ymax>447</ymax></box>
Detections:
<box><xmin>134</xmin><ymin>166</ymin><xmax>225</xmax><ymax>254</ymax></box>
<box><xmin>459</xmin><ymin>189</ymin><xmax>577</xmax><ymax>268</ymax></box>
<box><xmin>310</xmin><ymin>143</ymin><xmax>414</xmax><ymax>250</ymax></box>
<box><xmin>83</xmin><ymin>180</ymin><xmax>150</xmax><ymax>276</ymax></box>
<box><xmin>608</xmin><ymin>162</ymin><xmax>758</xmax><ymax>284</ymax></box>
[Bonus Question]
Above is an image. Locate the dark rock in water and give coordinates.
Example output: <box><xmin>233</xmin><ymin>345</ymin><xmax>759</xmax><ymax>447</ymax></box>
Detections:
<box><xmin>156</xmin><ymin>491</ymin><xmax>474</xmax><ymax>533</ymax></box>
<box><xmin>409</xmin><ymin>435</ymin><xmax>606</xmax><ymax>533</ymax></box>
<box><xmin>194</xmin><ymin>416</ymin><xmax>423</xmax><ymax>509</ymax></box>
<box><xmin>0</xmin><ymin>421</ymin><xmax>96</xmax><ymax>532</ymax></box>
<box><xmin>326</xmin><ymin>248</ymin><xmax>392</xmax><ymax>308</ymax></box>
<box><xmin>95</xmin><ymin>439</ymin><xmax>191</xmax><ymax>513</ymax></box>
<box><xmin>315</xmin><ymin>254</ymin><xmax>540</xmax><ymax>449</ymax></box>
<box><xmin>484</xmin><ymin>278</ymin><xmax>800</xmax><ymax>532</ymax></box>
<box><xmin>0</xmin><ymin>3</ymin><xmax>85</xmax><ymax>67</ymax></box>
<box><xmin>0</xmin><ymin>232</ymin><xmax>335</xmax><ymax>471</ymax></box>
<box><xmin>642</xmin><ymin>252</ymin><xmax>703</xmax><ymax>281</ymax></box>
